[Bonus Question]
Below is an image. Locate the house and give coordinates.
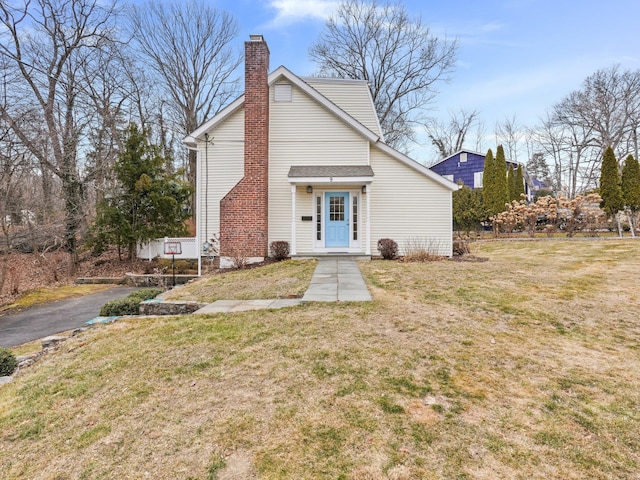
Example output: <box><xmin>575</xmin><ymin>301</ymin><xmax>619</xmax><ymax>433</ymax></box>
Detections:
<box><xmin>430</xmin><ymin>149</ymin><xmax>537</xmax><ymax>200</ymax></box>
<box><xmin>183</xmin><ymin>35</ymin><xmax>458</xmax><ymax>267</ymax></box>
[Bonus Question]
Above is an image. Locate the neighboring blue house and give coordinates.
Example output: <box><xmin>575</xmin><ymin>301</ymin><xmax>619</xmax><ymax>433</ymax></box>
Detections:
<box><xmin>430</xmin><ymin>149</ymin><xmax>537</xmax><ymax>200</ymax></box>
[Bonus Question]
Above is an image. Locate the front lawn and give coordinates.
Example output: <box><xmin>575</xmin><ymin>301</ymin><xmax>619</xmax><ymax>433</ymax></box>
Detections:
<box><xmin>161</xmin><ymin>259</ymin><xmax>317</xmax><ymax>302</ymax></box>
<box><xmin>1</xmin><ymin>240</ymin><xmax>639</xmax><ymax>479</ymax></box>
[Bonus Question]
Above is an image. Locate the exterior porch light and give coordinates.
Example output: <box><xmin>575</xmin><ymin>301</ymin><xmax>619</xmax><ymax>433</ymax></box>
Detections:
<box><xmin>307</xmin><ymin>185</ymin><xmax>313</xmax><ymax>194</ymax></box>
<box><xmin>362</xmin><ymin>185</ymin><xmax>367</xmax><ymax>193</ymax></box>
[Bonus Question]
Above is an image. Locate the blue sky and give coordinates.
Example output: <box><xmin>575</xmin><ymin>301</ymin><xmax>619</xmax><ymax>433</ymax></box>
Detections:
<box><xmin>209</xmin><ymin>0</ymin><xmax>640</xmax><ymax>163</ymax></box>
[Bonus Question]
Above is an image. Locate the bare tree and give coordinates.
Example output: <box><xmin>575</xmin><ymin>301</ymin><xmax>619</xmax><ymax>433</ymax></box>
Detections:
<box><xmin>0</xmin><ymin>114</ymin><xmax>30</xmax><ymax>293</ymax></box>
<box><xmin>425</xmin><ymin>108</ymin><xmax>479</xmax><ymax>159</ymax></box>
<box><xmin>0</xmin><ymin>0</ymin><xmax>120</xmax><ymax>271</ymax></box>
<box><xmin>495</xmin><ymin>115</ymin><xmax>523</xmax><ymax>163</ymax></box>
<box><xmin>555</xmin><ymin>66</ymin><xmax>640</xmax><ymax>157</ymax></box>
<box><xmin>526</xmin><ymin>66</ymin><xmax>640</xmax><ymax>198</ymax></box>
<box><xmin>128</xmin><ymin>0</ymin><xmax>242</xmax><ymax>226</ymax></box>
<box><xmin>309</xmin><ymin>0</ymin><xmax>458</xmax><ymax>151</ymax></box>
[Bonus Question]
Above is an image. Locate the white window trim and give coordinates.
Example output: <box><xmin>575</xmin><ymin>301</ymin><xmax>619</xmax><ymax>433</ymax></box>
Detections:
<box><xmin>313</xmin><ymin>189</ymin><xmax>362</xmax><ymax>252</ymax></box>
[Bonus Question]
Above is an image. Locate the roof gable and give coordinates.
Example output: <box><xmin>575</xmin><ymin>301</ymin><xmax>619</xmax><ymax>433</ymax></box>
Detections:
<box><xmin>184</xmin><ymin>66</ymin><xmax>381</xmax><ymax>147</ymax></box>
<box><xmin>183</xmin><ymin>67</ymin><xmax>457</xmax><ymax>191</ymax></box>
<box><xmin>302</xmin><ymin>77</ymin><xmax>383</xmax><ymax>138</ymax></box>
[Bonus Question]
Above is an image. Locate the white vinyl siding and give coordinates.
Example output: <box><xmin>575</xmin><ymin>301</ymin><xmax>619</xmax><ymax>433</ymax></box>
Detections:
<box><xmin>304</xmin><ymin>78</ymin><xmax>382</xmax><ymax>138</ymax></box>
<box><xmin>268</xmin><ymin>83</ymin><xmax>370</xmax><ymax>248</ymax></box>
<box><xmin>198</xmin><ymin>108</ymin><xmax>244</xmax><ymax>247</ymax></box>
<box><xmin>369</xmin><ymin>148</ymin><xmax>453</xmax><ymax>256</ymax></box>
<box><xmin>196</xmin><ymin>75</ymin><xmax>452</xmax><ymax>258</ymax></box>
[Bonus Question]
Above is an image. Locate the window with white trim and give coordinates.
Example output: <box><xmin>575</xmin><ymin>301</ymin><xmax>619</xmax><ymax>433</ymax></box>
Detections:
<box><xmin>316</xmin><ymin>196</ymin><xmax>322</xmax><ymax>241</ymax></box>
<box><xmin>353</xmin><ymin>196</ymin><xmax>358</xmax><ymax>241</ymax></box>
<box><xmin>474</xmin><ymin>171</ymin><xmax>483</xmax><ymax>188</ymax></box>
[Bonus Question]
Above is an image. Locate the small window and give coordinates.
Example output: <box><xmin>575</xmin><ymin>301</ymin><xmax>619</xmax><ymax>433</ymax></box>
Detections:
<box><xmin>274</xmin><ymin>83</ymin><xmax>292</xmax><ymax>102</ymax></box>
<box><xmin>444</xmin><ymin>174</ymin><xmax>454</xmax><ymax>182</ymax></box>
<box><xmin>460</xmin><ymin>152</ymin><xmax>468</xmax><ymax>162</ymax></box>
<box><xmin>316</xmin><ymin>196</ymin><xmax>322</xmax><ymax>241</ymax></box>
<box><xmin>353</xmin><ymin>196</ymin><xmax>358</xmax><ymax>241</ymax></box>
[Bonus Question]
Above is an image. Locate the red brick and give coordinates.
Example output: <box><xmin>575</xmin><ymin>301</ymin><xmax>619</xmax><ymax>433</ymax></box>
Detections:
<box><xmin>220</xmin><ymin>36</ymin><xmax>270</xmax><ymax>259</ymax></box>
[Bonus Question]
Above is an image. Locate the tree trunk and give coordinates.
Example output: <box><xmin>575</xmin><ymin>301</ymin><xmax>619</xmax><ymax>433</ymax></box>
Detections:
<box><xmin>627</xmin><ymin>211</ymin><xmax>636</xmax><ymax>237</ymax></box>
<box><xmin>62</xmin><ymin>172</ymin><xmax>84</xmax><ymax>274</ymax></box>
<box><xmin>616</xmin><ymin>212</ymin><xmax>623</xmax><ymax>237</ymax></box>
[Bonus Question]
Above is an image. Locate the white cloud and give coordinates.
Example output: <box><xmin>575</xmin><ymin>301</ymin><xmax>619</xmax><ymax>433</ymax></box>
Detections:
<box><xmin>268</xmin><ymin>0</ymin><xmax>339</xmax><ymax>26</ymax></box>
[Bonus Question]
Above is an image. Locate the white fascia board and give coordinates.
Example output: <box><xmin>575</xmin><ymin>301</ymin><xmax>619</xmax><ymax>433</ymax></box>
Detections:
<box><xmin>300</xmin><ymin>75</ymin><xmax>384</xmax><ymax>140</ymax></box>
<box><xmin>271</xmin><ymin>66</ymin><xmax>380</xmax><ymax>143</ymax></box>
<box><xmin>288</xmin><ymin>176</ymin><xmax>374</xmax><ymax>184</ymax></box>
<box><xmin>375</xmin><ymin>142</ymin><xmax>460</xmax><ymax>191</ymax></box>
<box><xmin>182</xmin><ymin>95</ymin><xmax>245</xmax><ymax>145</ymax></box>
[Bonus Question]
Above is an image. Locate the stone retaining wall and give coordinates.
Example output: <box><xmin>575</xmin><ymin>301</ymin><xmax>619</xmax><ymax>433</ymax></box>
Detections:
<box><xmin>124</xmin><ymin>273</ymin><xmax>199</xmax><ymax>287</ymax></box>
<box><xmin>139</xmin><ymin>300</ymin><xmax>207</xmax><ymax>316</ymax></box>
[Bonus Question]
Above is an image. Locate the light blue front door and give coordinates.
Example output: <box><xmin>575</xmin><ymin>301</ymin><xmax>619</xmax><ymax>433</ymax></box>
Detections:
<box><xmin>325</xmin><ymin>192</ymin><xmax>349</xmax><ymax>247</ymax></box>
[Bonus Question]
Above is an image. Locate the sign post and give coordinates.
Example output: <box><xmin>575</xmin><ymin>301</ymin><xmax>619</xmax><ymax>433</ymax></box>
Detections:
<box><xmin>164</xmin><ymin>241</ymin><xmax>182</xmax><ymax>287</ymax></box>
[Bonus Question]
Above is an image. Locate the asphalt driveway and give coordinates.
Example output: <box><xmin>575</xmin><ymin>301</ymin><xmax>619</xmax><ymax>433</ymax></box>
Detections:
<box><xmin>0</xmin><ymin>287</ymin><xmax>141</xmax><ymax>348</ymax></box>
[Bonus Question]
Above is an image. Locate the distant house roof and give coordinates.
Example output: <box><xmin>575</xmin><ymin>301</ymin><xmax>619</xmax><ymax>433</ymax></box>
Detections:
<box><xmin>429</xmin><ymin>149</ymin><xmax>486</xmax><ymax>168</ymax></box>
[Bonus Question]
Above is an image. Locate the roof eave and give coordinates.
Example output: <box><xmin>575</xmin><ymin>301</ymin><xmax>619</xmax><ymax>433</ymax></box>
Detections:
<box><xmin>375</xmin><ymin>142</ymin><xmax>460</xmax><ymax>191</ymax></box>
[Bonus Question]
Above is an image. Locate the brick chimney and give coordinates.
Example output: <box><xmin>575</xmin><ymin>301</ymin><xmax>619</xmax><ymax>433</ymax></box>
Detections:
<box><xmin>220</xmin><ymin>35</ymin><xmax>270</xmax><ymax>263</ymax></box>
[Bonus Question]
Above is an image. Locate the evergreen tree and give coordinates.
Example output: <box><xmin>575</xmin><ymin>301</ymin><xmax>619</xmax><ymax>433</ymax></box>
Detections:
<box><xmin>526</xmin><ymin>152</ymin><xmax>552</xmax><ymax>188</ymax></box>
<box><xmin>515</xmin><ymin>164</ymin><xmax>525</xmax><ymax>200</ymax></box>
<box><xmin>482</xmin><ymin>148</ymin><xmax>496</xmax><ymax>216</ymax></box>
<box><xmin>621</xmin><ymin>154</ymin><xmax>640</xmax><ymax>234</ymax></box>
<box><xmin>599</xmin><ymin>146</ymin><xmax>623</xmax><ymax>216</ymax></box>
<box><xmin>90</xmin><ymin>124</ymin><xmax>192</xmax><ymax>259</ymax></box>
<box><xmin>495</xmin><ymin>145</ymin><xmax>509</xmax><ymax>212</ymax></box>
<box><xmin>507</xmin><ymin>163</ymin><xmax>516</xmax><ymax>202</ymax></box>
<box><xmin>599</xmin><ymin>146</ymin><xmax>624</xmax><ymax>236</ymax></box>
<box><xmin>621</xmin><ymin>154</ymin><xmax>640</xmax><ymax>212</ymax></box>
<box><xmin>453</xmin><ymin>184</ymin><xmax>487</xmax><ymax>233</ymax></box>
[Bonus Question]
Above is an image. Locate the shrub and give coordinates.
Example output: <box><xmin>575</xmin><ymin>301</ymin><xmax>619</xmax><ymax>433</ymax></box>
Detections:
<box><xmin>99</xmin><ymin>289</ymin><xmax>162</xmax><ymax>316</ymax></box>
<box><xmin>452</xmin><ymin>239</ymin><xmax>470</xmax><ymax>256</ymax></box>
<box><xmin>270</xmin><ymin>241</ymin><xmax>290</xmax><ymax>261</ymax></box>
<box><xmin>377</xmin><ymin>238</ymin><xmax>398</xmax><ymax>260</ymax></box>
<box><xmin>0</xmin><ymin>348</ymin><xmax>18</xmax><ymax>376</ymax></box>
<box><xmin>100</xmin><ymin>297</ymin><xmax>143</xmax><ymax>316</ymax></box>
<box><xmin>155</xmin><ymin>258</ymin><xmax>197</xmax><ymax>273</ymax></box>
<box><xmin>128</xmin><ymin>288</ymin><xmax>163</xmax><ymax>302</ymax></box>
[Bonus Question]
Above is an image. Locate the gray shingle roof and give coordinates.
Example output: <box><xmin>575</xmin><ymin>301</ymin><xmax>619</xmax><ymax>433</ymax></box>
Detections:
<box><xmin>288</xmin><ymin>165</ymin><xmax>374</xmax><ymax>178</ymax></box>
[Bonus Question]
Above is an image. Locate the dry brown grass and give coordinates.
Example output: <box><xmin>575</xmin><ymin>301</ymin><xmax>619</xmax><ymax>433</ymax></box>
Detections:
<box><xmin>1</xmin><ymin>240</ymin><xmax>639</xmax><ymax>479</ymax></box>
<box><xmin>161</xmin><ymin>259</ymin><xmax>317</xmax><ymax>302</ymax></box>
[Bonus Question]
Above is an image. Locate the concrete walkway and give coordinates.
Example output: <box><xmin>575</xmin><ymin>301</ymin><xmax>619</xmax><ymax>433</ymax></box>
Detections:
<box><xmin>302</xmin><ymin>258</ymin><xmax>372</xmax><ymax>302</ymax></box>
<box><xmin>192</xmin><ymin>258</ymin><xmax>371</xmax><ymax>314</ymax></box>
